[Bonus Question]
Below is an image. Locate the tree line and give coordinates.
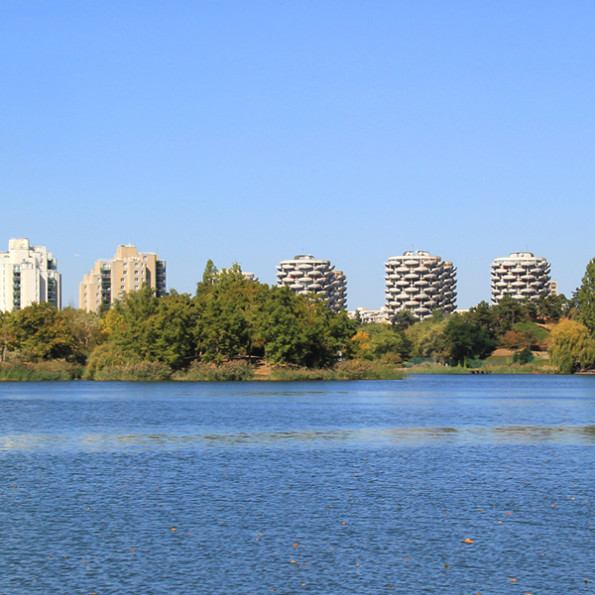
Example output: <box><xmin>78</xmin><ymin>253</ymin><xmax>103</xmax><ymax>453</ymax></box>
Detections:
<box><xmin>1</xmin><ymin>258</ymin><xmax>595</xmax><ymax>377</ymax></box>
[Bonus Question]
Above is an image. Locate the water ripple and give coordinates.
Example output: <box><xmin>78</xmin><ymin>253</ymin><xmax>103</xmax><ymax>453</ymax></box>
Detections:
<box><xmin>2</xmin><ymin>424</ymin><xmax>594</xmax><ymax>451</ymax></box>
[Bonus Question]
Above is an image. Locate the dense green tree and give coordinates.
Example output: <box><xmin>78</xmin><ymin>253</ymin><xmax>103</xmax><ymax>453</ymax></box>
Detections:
<box><xmin>533</xmin><ymin>294</ymin><xmax>566</xmax><ymax>323</ymax></box>
<box><xmin>443</xmin><ymin>315</ymin><xmax>496</xmax><ymax>366</ymax></box>
<box><xmin>195</xmin><ymin>263</ymin><xmax>266</xmax><ymax>362</ymax></box>
<box><xmin>254</xmin><ymin>287</ymin><xmax>355</xmax><ymax>367</ymax></box>
<box><xmin>149</xmin><ymin>291</ymin><xmax>200</xmax><ymax>368</ymax></box>
<box><xmin>12</xmin><ymin>302</ymin><xmax>78</xmax><ymax>361</ymax></box>
<box><xmin>491</xmin><ymin>296</ymin><xmax>527</xmax><ymax>337</ymax></box>
<box><xmin>390</xmin><ymin>309</ymin><xmax>418</xmax><ymax>330</ymax></box>
<box><xmin>405</xmin><ymin>316</ymin><xmax>448</xmax><ymax>360</ymax></box>
<box><xmin>577</xmin><ymin>258</ymin><xmax>595</xmax><ymax>333</ymax></box>
<box><xmin>358</xmin><ymin>323</ymin><xmax>411</xmax><ymax>362</ymax></box>
<box><xmin>60</xmin><ymin>307</ymin><xmax>105</xmax><ymax>363</ymax></box>
<box><xmin>107</xmin><ymin>285</ymin><xmax>160</xmax><ymax>359</ymax></box>
<box><xmin>0</xmin><ymin>310</ymin><xmax>17</xmax><ymax>362</ymax></box>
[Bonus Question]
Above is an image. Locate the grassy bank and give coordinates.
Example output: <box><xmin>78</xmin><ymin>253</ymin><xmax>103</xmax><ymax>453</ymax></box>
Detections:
<box><xmin>0</xmin><ymin>360</ymin><xmax>83</xmax><ymax>381</ymax></box>
<box><xmin>406</xmin><ymin>357</ymin><xmax>556</xmax><ymax>375</ymax></box>
<box><xmin>269</xmin><ymin>361</ymin><xmax>403</xmax><ymax>381</ymax></box>
<box><xmin>172</xmin><ymin>361</ymin><xmax>254</xmax><ymax>381</ymax></box>
<box><xmin>72</xmin><ymin>359</ymin><xmax>405</xmax><ymax>382</ymax></box>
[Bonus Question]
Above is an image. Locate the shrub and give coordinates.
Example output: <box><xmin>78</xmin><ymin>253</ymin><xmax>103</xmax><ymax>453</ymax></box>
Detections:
<box><xmin>172</xmin><ymin>360</ymin><xmax>254</xmax><ymax>381</ymax></box>
<box><xmin>91</xmin><ymin>361</ymin><xmax>171</xmax><ymax>381</ymax></box>
<box><xmin>0</xmin><ymin>359</ymin><xmax>82</xmax><ymax>381</ymax></box>
<box><xmin>269</xmin><ymin>360</ymin><xmax>403</xmax><ymax>381</ymax></box>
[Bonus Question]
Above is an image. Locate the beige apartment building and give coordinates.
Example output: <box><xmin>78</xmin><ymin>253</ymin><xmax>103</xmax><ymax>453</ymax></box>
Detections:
<box><xmin>79</xmin><ymin>244</ymin><xmax>166</xmax><ymax>312</ymax></box>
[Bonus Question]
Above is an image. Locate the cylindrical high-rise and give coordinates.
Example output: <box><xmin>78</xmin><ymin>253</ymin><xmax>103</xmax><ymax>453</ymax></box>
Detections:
<box><xmin>384</xmin><ymin>251</ymin><xmax>456</xmax><ymax>320</ymax></box>
<box><xmin>490</xmin><ymin>252</ymin><xmax>551</xmax><ymax>304</ymax></box>
<box><xmin>276</xmin><ymin>255</ymin><xmax>347</xmax><ymax>313</ymax></box>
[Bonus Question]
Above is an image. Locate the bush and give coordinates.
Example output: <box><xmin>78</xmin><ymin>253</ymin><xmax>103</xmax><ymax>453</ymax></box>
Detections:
<box><xmin>512</xmin><ymin>347</ymin><xmax>534</xmax><ymax>364</ymax></box>
<box><xmin>0</xmin><ymin>360</ymin><xmax>82</xmax><ymax>381</ymax></box>
<box><xmin>269</xmin><ymin>360</ymin><xmax>403</xmax><ymax>381</ymax></box>
<box><xmin>91</xmin><ymin>361</ymin><xmax>171</xmax><ymax>381</ymax></box>
<box><xmin>172</xmin><ymin>360</ymin><xmax>254</xmax><ymax>381</ymax></box>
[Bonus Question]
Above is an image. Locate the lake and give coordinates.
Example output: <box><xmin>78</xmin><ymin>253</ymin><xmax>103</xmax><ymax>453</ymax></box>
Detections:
<box><xmin>1</xmin><ymin>375</ymin><xmax>594</xmax><ymax>594</ymax></box>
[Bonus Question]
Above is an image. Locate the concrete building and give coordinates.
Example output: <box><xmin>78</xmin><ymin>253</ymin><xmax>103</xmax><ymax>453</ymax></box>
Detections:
<box><xmin>276</xmin><ymin>254</ymin><xmax>347</xmax><ymax>313</ymax></box>
<box><xmin>490</xmin><ymin>252</ymin><xmax>551</xmax><ymax>304</ymax></box>
<box><xmin>0</xmin><ymin>238</ymin><xmax>61</xmax><ymax>311</ymax></box>
<box><xmin>348</xmin><ymin>307</ymin><xmax>390</xmax><ymax>324</ymax></box>
<box><xmin>79</xmin><ymin>244</ymin><xmax>166</xmax><ymax>312</ymax></box>
<box><xmin>384</xmin><ymin>250</ymin><xmax>456</xmax><ymax>320</ymax></box>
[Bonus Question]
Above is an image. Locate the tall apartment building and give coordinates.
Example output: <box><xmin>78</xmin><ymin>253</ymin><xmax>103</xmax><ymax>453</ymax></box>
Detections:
<box><xmin>79</xmin><ymin>244</ymin><xmax>166</xmax><ymax>312</ymax></box>
<box><xmin>384</xmin><ymin>251</ymin><xmax>456</xmax><ymax>320</ymax></box>
<box><xmin>0</xmin><ymin>238</ymin><xmax>61</xmax><ymax>312</ymax></box>
<box><xmin>490</xmin><ymin>252</ymin><xmax>551</xmax><ymax>304</ymax></box>
<box><xmin>276</xmin><ymin>254</ymin><xmax>347</xmax><ymax>313</ymax></box>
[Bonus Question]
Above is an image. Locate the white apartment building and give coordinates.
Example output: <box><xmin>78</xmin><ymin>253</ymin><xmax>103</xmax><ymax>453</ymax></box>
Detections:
<box><xmin>79</xmin><ymin>244</ymin><xmax>166</xmax><ymax>312</ymax></box>
<box><xmin>348</xmin><ymin>307</ymin><xmax>390</xmax><ymax>324</ymax></box>
<box><xmin>0</xmin><ymin>238</ymin><xmax>61</xmax><ymax>311</ymax></box>
<box><xmin>490</xmin><ymin>252</ymin><xmax>551</xmax><ymax>304</ymax></box>
<box><xmin>384</xmin><ymin>251</ymin><xmax>456</xmax><ymax>320</ymax></box>
<box><xmin>276</xmin><ymin>255</ymin><xmax>347</xmax><ymax>313</ymax></box>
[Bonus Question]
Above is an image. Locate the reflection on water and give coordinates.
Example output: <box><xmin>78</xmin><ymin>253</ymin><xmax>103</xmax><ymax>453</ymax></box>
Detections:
<box><xmin>2</xmin><ymin>424</ymin><xmax>595</xmax><ymax>451</ymax></box>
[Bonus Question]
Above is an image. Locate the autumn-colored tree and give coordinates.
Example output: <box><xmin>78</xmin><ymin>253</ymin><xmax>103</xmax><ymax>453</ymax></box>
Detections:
<box><xmin>548</xmin><ymin>319</ymin><xmax>595</xmax><ymax>373</ymax></box>
<box><xmin>499</xmin><ymin>330</ymin><xmax>528</xmax><ymax>350</ymax></box>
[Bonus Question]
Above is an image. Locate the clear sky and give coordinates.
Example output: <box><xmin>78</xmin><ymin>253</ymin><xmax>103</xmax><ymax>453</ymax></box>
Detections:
<box><xmin>2</xmin><ymin>1</ymin><xmax>595</xmax><ymax>310</ymax></box>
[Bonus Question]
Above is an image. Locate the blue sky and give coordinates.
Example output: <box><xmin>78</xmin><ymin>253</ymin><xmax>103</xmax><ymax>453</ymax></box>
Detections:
<box><xmin>2</xmin><ymin>1</ymin><xmax>595</xmax><ymax>309</ymax></box>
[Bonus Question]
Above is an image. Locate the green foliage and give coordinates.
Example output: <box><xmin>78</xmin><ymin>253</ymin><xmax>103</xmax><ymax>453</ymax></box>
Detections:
<box><xmin>390</xmin><ymin>309</ymin><xmax>418</xmax><ymax>329</ymax></box>
<box><xmin>356</xmin><ymin>323</ymin><xmax>411</xmax><ymax>362</ymax></box>
<box><xmin>577</xmin><ymin>258</ymin><xmax>595</xmax><ymax>333</ymax></box>
<box><xmin>12</xmin><ymin>303</ymin><xmax>78</xmax><ymax>362</ymax></box>
<box><xmin>59</xmin><ymin>307</ymin><xmax>105</xmax><ymax>363</ymax></box>
<box><xmin>256</xmin><ymin>287</ymin><xmax>356</xmax><ymax>368</ymax></box>
<box><xmin>195</xmin><ymin>264</ymin><xmax>265</xmax><ymax>362</ymax></box>
<box><xmin>92</xmin><ymin>361</ymin><xmax>172</xmax><ymax>382</ymax></box>
<box><xmin>405</xmin><ymin>317</ymin><xmax>448</xmax><ymax>359</ymax></box>
<box><xmin>83</xmin><ymin>342</ymin><xmax>144</xmax><ymax>379</ymax></box>
<box><xmin>533</xmin><ymin>294</ymin><xmax>567</xmax><ymax>323</ymax></box>
<box><xmin>491</xmin><ymin>296</ymin><xmax>527</xmax><ymax>336</ymax></box>
<box><xmin>512</xmin><ymin>321</ymin><xmax>549</xmax><ymax>344</ymax></box>
<box><xmin>512</xmin><ymin>347</ymin><xmax>534</xmax><ymax>364</ymax></box>
<box><xmin>548</xmin><ymin>319</ymin><xmax>595</xmax><ymax>373</ymax></box>
<box><xmin>0</xmin><ymin>360</ymin><xmax>82</xmax><ymax>381</ymax></box>
<box><xmin>172</xmin><ymin>360</ymin><xmax>254</xmax><ymax>381</ymax></box>
<box><xmin>269</xmin><ymin>361</ymin><xmax>403</xmax><ymax>381</ymax></box>
<box><xmin>102</xmin><ymin>287</ymin><xmax>199</xmax><ymax>370</ymax></box>
<box><xmin>443</xmin><ymin>315</ymin><xmax>496</xmax><ymax>366</ymax></box>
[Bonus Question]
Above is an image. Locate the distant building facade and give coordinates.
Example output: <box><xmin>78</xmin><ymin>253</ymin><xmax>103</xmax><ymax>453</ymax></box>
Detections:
<box><xmin>79</xmin><ymin>244</ymin><xmax>166</xmax><ymax>312</ymax></box>
<box><xmin>0</xmin><ymin>238</ymin><xmax>61</xmax><ymax>311</ymax></box>
<box><xmin>348</xmin><ymin>307</ymin><xmax>390</xmax><ymax>324</ymax></box>
<box><xmin>490</xmin><ymin>252</ymin><xmax>551</xmax><ymax>304</ymax></box>
<box><xmin>384</xmin><ymin>250</ymin><xmax>457</xmax><ymax>320</ymax></box>
<box><xmin>276</xmin><ymin>254</ymin><xmax>347</xmax><ymax>313</ymax></box>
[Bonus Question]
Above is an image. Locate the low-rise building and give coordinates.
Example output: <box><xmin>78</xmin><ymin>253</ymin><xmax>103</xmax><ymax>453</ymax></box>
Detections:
<box><xmin>348</xmin><ymin>307</ymin><xmax>390</xmax><ymax>324</ymax></box>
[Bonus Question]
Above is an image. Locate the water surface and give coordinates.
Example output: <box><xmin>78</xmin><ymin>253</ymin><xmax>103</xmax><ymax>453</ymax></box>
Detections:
<box><xmin>1</xmin><ymin>375</ymin><xmax>594</xmax><ymax>593</ymax></box>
